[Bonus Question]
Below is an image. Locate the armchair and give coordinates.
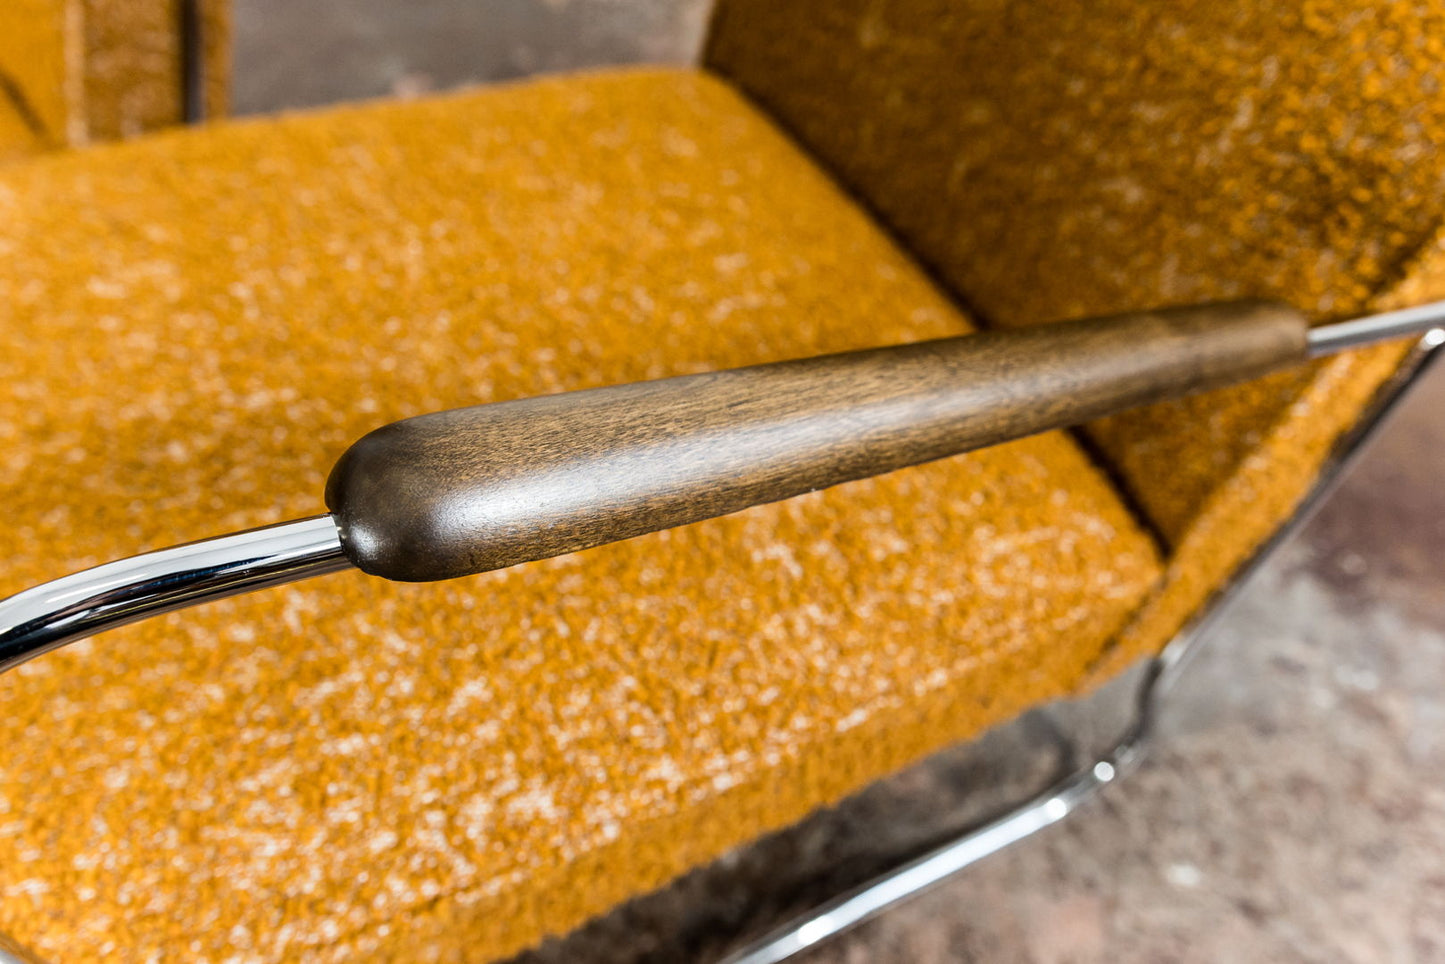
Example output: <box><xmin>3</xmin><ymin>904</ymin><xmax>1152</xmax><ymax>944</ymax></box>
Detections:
<box><xmin>0</xmin><ymin>1</ymin><xmax>1437</xmax><ymax>960</ymax></box>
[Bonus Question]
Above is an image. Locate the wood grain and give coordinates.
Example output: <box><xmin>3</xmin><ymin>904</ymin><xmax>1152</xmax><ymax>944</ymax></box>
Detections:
<box><xmin>325</xmin><ymin>301</ymin><xmax>1309</xmax><ymax>581</ymax></box>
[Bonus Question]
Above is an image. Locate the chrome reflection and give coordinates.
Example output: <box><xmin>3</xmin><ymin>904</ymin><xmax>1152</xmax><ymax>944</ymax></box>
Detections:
<box><xmin>0</xmin><ymin>516</ymin><xmax>350</xmax><ymax>675</ymax></box>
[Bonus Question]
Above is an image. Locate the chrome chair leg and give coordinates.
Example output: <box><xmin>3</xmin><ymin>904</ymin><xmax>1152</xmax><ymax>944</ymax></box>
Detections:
<box><xmin>716</xmin><ymin>658</ymin><xmax>1161</xmax><ymax>964</ymax></box>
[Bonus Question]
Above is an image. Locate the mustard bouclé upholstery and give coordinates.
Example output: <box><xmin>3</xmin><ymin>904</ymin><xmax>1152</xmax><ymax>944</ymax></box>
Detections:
<box><xmin>0</xmin><ymin>70</ymin><xmax>1163</xmax><ymax>961</ymax></box>
<box><xmin>0</xmin><ymin>0</ymin><xmax>229</xmax><ymax>163</ymax></box>
<box><xmin>707</xmin><ymin>0</ymin><xmax>1431</xmax><ymax>674</ymax></box>
<box><xmin>0</xmin><ymin>0</ymin><xmax>70</xmax><ymax>159</ymax></box>
<box><xmin>5</xmin><ymin>0</ymin><xmax>1444</xmax><ymax>958</ymax></box>
<box><xmin>80</xmin><ymin>0</ymin><xmax>231</xmax><ymax>143</ymax></box>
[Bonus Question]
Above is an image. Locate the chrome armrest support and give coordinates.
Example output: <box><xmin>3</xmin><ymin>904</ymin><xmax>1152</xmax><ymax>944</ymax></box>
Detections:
<box><xmin>0</xmin><ymin>516</ymin><xmax>350</xmax><ymax>675</ymax></box>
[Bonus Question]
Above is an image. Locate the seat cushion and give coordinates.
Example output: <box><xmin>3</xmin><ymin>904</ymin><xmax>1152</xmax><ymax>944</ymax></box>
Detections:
<box><xmin>707</xmin><ymin>0</ymin><xmax>1426</xmax><ymax>670</ymax></box>
<box><xmin>0</xmin><ymin>69</ymin><xmax>1161</xmax><ymax>961</ymax></box>
<box><xmin>0</xmin><ymin>0</ymin><xmax>230</xmax><ymax>163</ymax></box>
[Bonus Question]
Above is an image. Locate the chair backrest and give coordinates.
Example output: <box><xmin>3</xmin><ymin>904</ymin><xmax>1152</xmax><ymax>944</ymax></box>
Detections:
<box><xmin>706</xmin><ymin>0</ymin><xmax>1445</xmax><ymax>328</ymax></box>
<box><xmin>706</xmin><ymin>0</ymin><xmax>1437</xmax><ymax>667</ymax></box>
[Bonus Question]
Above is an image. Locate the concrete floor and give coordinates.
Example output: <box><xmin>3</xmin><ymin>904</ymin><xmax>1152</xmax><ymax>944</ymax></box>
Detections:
<box><xmin>234</xmin><ymin>3</ymin><xmax>1445</xmax><ymax>961</ymax></box>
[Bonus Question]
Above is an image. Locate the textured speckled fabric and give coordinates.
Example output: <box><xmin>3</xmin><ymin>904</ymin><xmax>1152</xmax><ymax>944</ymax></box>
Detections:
<box><xmin>0</xmin><ymin>0</ymin><xmax>229</xmax><ymax>163</ymax></box>
<box><xmin>81</xmin><ymin>0</ymin><xmax>231</xmax><ymax>142</ymax></box>
<box><xmin>706</xmin><ymin>0</ymin><xmax>1429</xmax><ymax>670</ymax></box>
<box><xmin>0</xmin><ymin>70</ymin><xmax>1162</xmax><ymax>961</ymax></box>
<box><xmin>0</xmin><ymin>0</ymin><xmax>72</xmax><ymax>159</ymax></box>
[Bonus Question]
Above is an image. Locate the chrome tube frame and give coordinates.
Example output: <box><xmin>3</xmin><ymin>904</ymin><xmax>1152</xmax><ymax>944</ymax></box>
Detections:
<box><xmin>0</xmin><ymin>517</ymin><xmax>351</xmax><ymax>675</ymax></box>
<box><xmin>718</xmin><ymin>334</ymin><xmax>1441</xmax><ymax>964</ymax></box>
<box><xmin>719</xmin><ymin>667</ymin><xmax>1156</xmax><ymax>964</ymax></box>
<box><xmin>1307</xmin><ymin>303</ymin><xmax>1445</xmax><ymax>356</ymax></box>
